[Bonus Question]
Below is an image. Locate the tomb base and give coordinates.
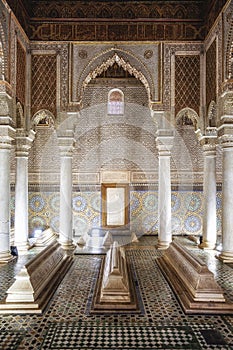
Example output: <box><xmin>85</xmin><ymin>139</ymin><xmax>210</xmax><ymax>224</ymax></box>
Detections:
<box><xmin>0</xmin><ymin>241</ymin><xmax>73</xmax><ymax>314</ymax></box>
<box><xmin>91</xmin><ymin>242</ymin><xmax>139</xmax><ymax>313</ymax></box>
<box><xmin>157</xmin><ymin>240</ymin><xmax>233</xmax><ymax>314</ymax></box>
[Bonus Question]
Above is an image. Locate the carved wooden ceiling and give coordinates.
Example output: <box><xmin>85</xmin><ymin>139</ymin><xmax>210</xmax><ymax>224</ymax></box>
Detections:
<box><xmin>6</xmin><ymin>0</ymin><xmax>228</xmax><ymax>41</ymax></box>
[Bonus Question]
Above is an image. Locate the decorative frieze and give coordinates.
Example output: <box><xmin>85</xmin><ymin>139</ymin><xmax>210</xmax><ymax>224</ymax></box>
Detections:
<box><xmin>101</xmin><ymin>170</ymin><xmax>130</xmax><ymax>184</ymax></box>
<box><xmin>28</xmin><ymin>22</ymin><xmax>205</xmax><ymax>42</ymax></box>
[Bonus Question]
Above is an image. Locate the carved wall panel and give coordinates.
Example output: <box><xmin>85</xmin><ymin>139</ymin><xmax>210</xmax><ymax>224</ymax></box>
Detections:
<box><xmin>28</xmin><ymin>22</ymin><xmax>205</xmax><ymax>42</ymax></box>
<box><xmin>82</xmin><ymin>83</ymin><xmax>148</xmax><ymax>110</ymax></box>
<box><xmin>32</xmin><ymin>1</ymin><xmax>203</xmax><ymax>20</ymax></box>
<box><xmin>224</xmin><ymin>2</ymin><xmax>233</xmax><ymax>80</ymax></box>
<box><xmin>206</xmin><ymin>39</ymin><xmax>216</xmax><ymax>109</ymax></box>
<box><xmin>16</xmin><ymin>40</ymin><xmax>26</xmax><ymax>108</ymax></box>
<box><xmin>72</xmin><ymin>122</ymin><xmax>158</xmax><ymax>172</ymax></box>
<box><xmin>27</xmin><ymin>1</ymin><xmax>205</xmax><ymax>41</ymax></box>
<box><xmin>205</xmin><ymin>0</ymin><xmax>228</xmax><ymax>34</ymax></box>
<box><xmin>175</xmin><ymin>55</ymin><xmax>200</xmax><ymax>115</ymax></box>
<box><xmin>0</xmin><ymin>2</ymin><xmax>9</xmax><ymax>82</ymax></box>
<box><xmin>28</xmin><ymin>126</ymin><xmax>60</xmax><ymax>173</ymax></box>
<box><xmin>163</xmin><ymin>43</ymin><xmax>202</xmax><ymax>112</ymax></box>
<box><xmin>5</xmin><ymin>0</ymin><xmax>29</xmax><ymax>36</ymax></box>
<box><xmin>31</xmin><ymin>53</ymin><xmax>57</xmax><ymax>117</ymax></box>
<box><xmin>71</xmin><ymin>43</ymin><xmax>160</xmax><ymax>103</ymax></box>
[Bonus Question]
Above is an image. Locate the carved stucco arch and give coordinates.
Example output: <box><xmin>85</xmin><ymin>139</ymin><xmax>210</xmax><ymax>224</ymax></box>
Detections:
<box><xmin>207</xmin><ymin>100</ymin><xmax>217</xmax><ymax>127</ymax></box>
<box><xmin>77</xmin><ymin>48</ymin><xmax>155</xmax><ymax>103</ymax></box>
<box><xmin>16</xmin><ymin>102</ymin><xmax>24</xmax><ymax>128</ymax></box>
<box><xmin>176</xmin><ymin>107</ymin><xmax>201</xmax><ymax>131</ymax></box>
<box><xmin>32</xmin><ymin>109</ymin><xmax>55</xmax><ymax>127</ymax></box>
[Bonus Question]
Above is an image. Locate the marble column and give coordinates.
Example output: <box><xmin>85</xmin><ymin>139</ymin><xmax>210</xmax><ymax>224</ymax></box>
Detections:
<box><xmin>14</xmin><ymin>129</ymin><xmax>35</xmax><ymax>253</ymax></box>
<box><xmin>58</xmin><ymin>133</ymin><xmax>75</xmax><ymax>252</ymax></box>
<box><xmin>156</xmin><ymin>130</ymin><xmax>174</xmax><ymax>249</ymax></box>
<box><xmin>0</xmin><ymin>124</ymin><xmax>15</xmax><ymax>263</ymax></box>
<box><xmin>199</xmin><ymin>136</ymin><xmax>217</xmax><ymax>250</ymax></box>
<box><xmin>218</xmin><ymin>131</ymin><xmax>233</xmax><ymax>262</ymax></box>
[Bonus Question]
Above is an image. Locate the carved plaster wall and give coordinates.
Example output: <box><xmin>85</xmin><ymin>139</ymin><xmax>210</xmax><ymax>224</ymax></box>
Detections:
<box><xmin>0</xmin><ymin>1</ymin><xmax>9</xmax><ymax>82</ymax></box>
<box><xmin>71</xmin><ymin>43</ymin><xmax>161</xmax><ymax>104</ymax></box>
<box><xmin>224</xmin><ymin>1</ymin><xmax>233</xmax><ymax>80</ymax></box>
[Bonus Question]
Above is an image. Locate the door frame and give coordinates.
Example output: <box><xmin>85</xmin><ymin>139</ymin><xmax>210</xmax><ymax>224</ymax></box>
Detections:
<box><xmin>101</xmin><ymin>183</ymin><xmax>129</xmax><ymax>228</ymax></box>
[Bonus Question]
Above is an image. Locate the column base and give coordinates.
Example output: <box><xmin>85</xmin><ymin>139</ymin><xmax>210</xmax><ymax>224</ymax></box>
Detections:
<box><xmin>217</xmin><ymin>251</ymin><xmax>233</xmax><ymax>263</ymax></box>
<box><xmin>14</xmin><ymin>241</ymin><xmax>30</xmax><ymax>254</ymax></box>
<box><xmin>198</xmin><ymin>241</ymin><xmax>216</xmax><ymax>250</ymax></box>
<box><xmin>0</xmin><ymin>251</ymin><xmax>15</xmax><ymax>264</ymax></box>
<box><xmin>156</xmin><ymin>240</ymin><xmax>171</xmax><ymax>250</ymax></box>
<box><xmin>60</xmin><ymin>241</ymin><xmax>76</xmax><ymax>254</ymax></box>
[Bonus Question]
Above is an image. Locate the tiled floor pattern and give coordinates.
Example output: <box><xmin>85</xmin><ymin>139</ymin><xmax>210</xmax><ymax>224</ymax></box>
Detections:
<box><xmin>0</xmin><ymin>236</ymin><xmax>232</xmax><ymax>349</ymax></box>
<box><xmin>41</xmin><ymin>323</ymin><xmax>201</xmax><ymax>349</ymax></box>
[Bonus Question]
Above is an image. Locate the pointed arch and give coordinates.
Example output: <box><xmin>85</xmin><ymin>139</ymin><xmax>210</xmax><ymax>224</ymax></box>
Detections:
<box><xmin>112</xmin><ymin>5</ymin><xmax>124</xmax><ymax>18</ymax></box>
<box><xmin>174</xmin><ymin>5</ymin><xmax>187</xmax><ymax>19</ymax></box>
<box><xmin>162</xmin><ymin>4</ymin><xmax>173</xmax><ymax>18</ymax></box>
<box><xmin>16</xmin><ymin>102</ymin><xmax>24</xmax><ymax>128</ymax></box>
<box><xmin>32</xmin><ymin>109</ymin><xmax>55</xmax><ymax>127</ymax></box>
<box><xmin>124</xmin><ymin>5</ymin><xmax>135</xmax><ymax>19</ymax></box>
<box><xmin>207</xmin><ymin>100</ymin><xmax>217</xmax><ymax>127</ymax></box>
<box><xmin>176</xmin><ymin>108</ymin><xmax>200</xmax><ymax>130</ymax></box>
<box><xmin>77</xmin><ymin>48</ymin><xmax>154</xmax><ymax>103</ymax></box>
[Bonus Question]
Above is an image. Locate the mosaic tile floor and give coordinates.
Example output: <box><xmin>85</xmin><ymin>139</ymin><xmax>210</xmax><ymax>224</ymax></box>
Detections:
<box><xmin>0</xmin><ymin>236</ymin><xmax>233</xmax><ymax>350</ymax></box>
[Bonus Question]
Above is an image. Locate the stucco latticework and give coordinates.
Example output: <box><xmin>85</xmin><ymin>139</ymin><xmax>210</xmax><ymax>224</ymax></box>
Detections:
<box><xmin>76</xmin><ymin>48</ymin><xmax>156</xmax><ymax>103</ymax></box>
<box><xmin>31</xmin><ymin>54</ymin><xmax>57</xmax><ymax>117</ymax></box>
<box><xmin>206</xmin><ymin>39</ymin><xmax>217</xmax><ymax>108</ymax></box>
<box><xmin>16</xmin><ymin>40</ymin><xmax>26</xmax><ymax>108</ymax></box>
<box><xmin>175</xmin><ymin>55</ymin><xmax>200</xmax><ymax>115</ymax></box>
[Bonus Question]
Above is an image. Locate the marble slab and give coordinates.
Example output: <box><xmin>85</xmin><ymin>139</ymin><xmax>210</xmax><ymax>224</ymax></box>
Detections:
<box><xmin>0</xmin><ymin>241</ymin><xmax>73</xmax><ymax>314</ymax></box>
<box><xmin>157</xmin><ymin>240</ymin><xmax>233</xmax><ymax>314</ymax></box>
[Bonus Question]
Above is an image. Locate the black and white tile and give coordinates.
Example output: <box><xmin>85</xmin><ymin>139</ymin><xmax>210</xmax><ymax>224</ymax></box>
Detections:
<box><xmin>0</xmin><ymin>237</ymin><xmax>232</xmax><ymax>350</ymax></box>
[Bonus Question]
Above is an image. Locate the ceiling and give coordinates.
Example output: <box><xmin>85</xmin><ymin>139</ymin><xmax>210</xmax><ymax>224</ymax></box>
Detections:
<box><xmin>6</xmin><ymin>0</ymin><xmax>228</xmax><ymax>41</ymax></box>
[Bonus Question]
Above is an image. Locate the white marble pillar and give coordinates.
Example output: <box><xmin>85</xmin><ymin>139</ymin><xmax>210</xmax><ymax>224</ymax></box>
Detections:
<box><xmin>156</xmin><ymin>130</ymin><xmax>174</xmax><ymax>249</ymax></box>
<box><xmin>199</xmin><ymin>138</ymin><xmax>217</xmax><ymax>250</ymax></box>
<box><xmin>14</xmin><ymin>130</ymin><xmax>35</xmax><ymax>253</ymax></box>
<box><xmin>0</xmin><ymin>125</ymin><xmax>15</xmax><ymax>263</ymax></box>
<box><xmin>218</xmin><ymin>138</ymin><xmax>233</xmax><ymax>262</ymax></box>
<box><xmin>58</xmin><ymin>133</ymin><xmax>75</xmax><ymax>251</ymax></box>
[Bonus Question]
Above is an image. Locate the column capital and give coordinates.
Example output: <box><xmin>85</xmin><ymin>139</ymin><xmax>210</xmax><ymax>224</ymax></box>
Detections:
<box><xmin>0</xmin><ymin>124</ymin><xmax>15</xmax><ymax>149</ymax></box>
<box><xmin>218</xmin><ymin>89</ymin><xmax>233</xmax><ymax>124</ymax></box>
<box><xmin>0</xmin><ymin>92</ymin><xmax>13</xmax><ymax>118</ymax></box>
<box><xmin>156</xmin><ymin>129</ymin><xmax>174</xmax><ymax>155</ymax></box>
<box><xmin>58</xmin><ymin>130</ymin><xmax>75</xmax><ymax>157</ymax></box>
<box><xmin>15</xmin><ymin>129</ymin><xmax>35</xmax><ymax>156</ymax></box>
<box><xmin>220</xmin><ymin>80</ymin><xmax>233</xmax><ymax>96</ymax></box>
<box><xmin>218</xmin><ymin>124</ymin><xmax>233</xmax><ymax>148</ymax></box>
<box><xmin>200</xmin><ymin>129</ymin><xmax>217</xmax><ymax>156</ymax></box>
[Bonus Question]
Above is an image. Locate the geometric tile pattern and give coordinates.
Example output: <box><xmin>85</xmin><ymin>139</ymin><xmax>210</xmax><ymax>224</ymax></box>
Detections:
<box><xmin>0</xmin><ymin>237</ymin><xmax>233</xmax><ymax>349</ymax></box>
<box><xmin>130</xmin><ymin>190</ymin><xmax>205</xmax><ymax>235</ymax></box>
<box><xmin>40</xmin><ymin>323</ymin><xmax>201</xmax><ymax>349</ymax></box>
<box><xmin>10</xmin><ymin>190</ymin><xmax>222</xmax><ymax>237</ymax></box>
<box><xmin>0</xmin><ymin>330</ymin><xmax>25</xmax><ymax>350</ymax></box>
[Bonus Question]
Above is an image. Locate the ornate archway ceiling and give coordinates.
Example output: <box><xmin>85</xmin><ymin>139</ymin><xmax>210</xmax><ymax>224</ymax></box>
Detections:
<box><xmin>6</xmin><ymin>0</ymin><xmax>228</xmax><ymax>41</ymax></box>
